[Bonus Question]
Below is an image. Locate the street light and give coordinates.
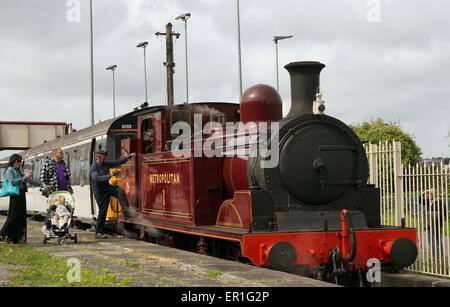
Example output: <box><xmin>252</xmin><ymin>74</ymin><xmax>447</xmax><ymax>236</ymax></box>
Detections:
<box><xmin>89</xmin><ymin>0</ymin><xmax>95</xmax><ymax>125</ymax></box>
<box><xmin>236</xmin><ymin>0</ymin><xmax>243</xmax><ymax>97</ymax></box>
<box><xmin>106</xmin><ymin>65</ymin><xmax>118</xmax><ymax>118</ymax></box>
<box><xmin>273</xmin><ymin>35</ymin><xmax>293</xmax><ymax>91</ymax></box>
<box><xmin>136</xmin><ymin>41</ymin><xmax>149</xmax><ymax>103</ymax></box>
<box><xmin>175</xmin><ymin>13</ymin><xmax>191</xmax><ymax>103</ymax></box>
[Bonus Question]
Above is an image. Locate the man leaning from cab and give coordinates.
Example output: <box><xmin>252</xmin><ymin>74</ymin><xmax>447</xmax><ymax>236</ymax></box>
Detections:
<box><xmin>90</xmin><ymin>149</ymin><xmax>135</xmax><ymax>239</ymax></box>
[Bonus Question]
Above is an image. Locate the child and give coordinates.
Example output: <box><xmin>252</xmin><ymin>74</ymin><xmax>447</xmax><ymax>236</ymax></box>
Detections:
<box><xmin>51</xmin><ymin>195</ymin><xmax>71</xmax><ymax>230</ymax></box>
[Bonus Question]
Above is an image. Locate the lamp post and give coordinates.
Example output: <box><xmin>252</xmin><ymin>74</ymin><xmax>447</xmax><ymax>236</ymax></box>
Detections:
<box><xmin>273</xmin><ymin>35</ymin><xmax>293</xmax><ymax>91</ymax></box>
<box><xmin>175</xmin><ymin>13</ymin><xmax>191</xmax><ymax>104</ymax></box>
<box><xmin>237</xmin><ymin>0</ymin><xmax>243</xmax><ymax>97</ymax></box>
<box><xmin>89</xmin><ymin>0</ymin><xmax>95</xmax><ymax>125</ymax></box>
<box><xmin>106</xmin><ymin>65</ymin><xmax>117</xmax><ymax>118</ymax></box>
<box><xmin>136</xmin><ymin>41</ymin><xmax>149</xmax><ymax>103</ymax></box>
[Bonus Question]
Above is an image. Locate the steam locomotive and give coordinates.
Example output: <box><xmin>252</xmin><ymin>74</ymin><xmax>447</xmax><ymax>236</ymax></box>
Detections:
<box><xmin>0</xmin><ymin>61</ymin><xmax>417</xmax><ymax>285</ymax></box>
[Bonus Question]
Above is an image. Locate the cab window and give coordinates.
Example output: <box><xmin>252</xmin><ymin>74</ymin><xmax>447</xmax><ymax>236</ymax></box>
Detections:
<box><xmin>140</xmin><ymin>112</ymin><xmax>162</xmax><ymax>154</ymax></box>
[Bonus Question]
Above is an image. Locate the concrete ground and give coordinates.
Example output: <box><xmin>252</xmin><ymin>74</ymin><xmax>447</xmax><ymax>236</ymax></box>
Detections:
<box><xmin>0</xmin><ymin>216</ymin><xmax>333</xmax><ymax>287</ymax></box>
<box><xmin>382</xmin><ymin>272</ymin><xmax>450</xmax><ymax>287</ymax></box>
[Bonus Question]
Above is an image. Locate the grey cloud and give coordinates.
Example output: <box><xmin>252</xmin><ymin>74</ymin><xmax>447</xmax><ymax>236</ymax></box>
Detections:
<box><xmin>0</xmin><ymin>0</ymin><xmax>449</xmax><ymax>158</ymax></box>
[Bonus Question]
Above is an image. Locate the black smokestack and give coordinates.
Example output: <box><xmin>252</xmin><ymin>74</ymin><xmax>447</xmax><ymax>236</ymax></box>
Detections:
<box><xmin>284</xmin><ymin>61</ymin><xmax>325</xmax><ymax>118</ymax></box>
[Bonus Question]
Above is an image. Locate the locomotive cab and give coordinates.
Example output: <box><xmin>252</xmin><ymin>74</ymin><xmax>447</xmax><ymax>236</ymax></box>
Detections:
<box><xmin>120</xmin><ymin>104</ymin><xmax>241</xmax><ymax>228</ymax></box>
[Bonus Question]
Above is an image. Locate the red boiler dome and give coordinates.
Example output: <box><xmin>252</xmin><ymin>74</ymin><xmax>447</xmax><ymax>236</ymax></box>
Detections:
<box><xmin>240</xmin><ymin>84</ymin><xmax>283</xmax><ymax>123</ymax></box>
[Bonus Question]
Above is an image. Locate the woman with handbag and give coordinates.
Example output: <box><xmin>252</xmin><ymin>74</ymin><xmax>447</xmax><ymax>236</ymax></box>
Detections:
<box><xmin>0</xmin><ymin>154</ymin><xmax>43</xmax><ymax>244</ymax></box>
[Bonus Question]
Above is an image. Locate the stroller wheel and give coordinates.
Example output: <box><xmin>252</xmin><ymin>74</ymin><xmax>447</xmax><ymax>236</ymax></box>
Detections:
<box><xmin>57</xmin><ymin>237</ymin><xmax>67</xmax><ymax>245</ymax></box>
<box><xmin>43</xmin><ymin>237</ymin><xmax>48</xmax><ymax>245</ymax></box>
<box><xmin>73</xmin><ymin>234</ymin><xmax>78</xmax><ymax>244</ymax></box>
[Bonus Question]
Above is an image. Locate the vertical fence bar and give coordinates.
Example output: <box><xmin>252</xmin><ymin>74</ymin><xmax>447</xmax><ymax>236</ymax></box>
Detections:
<box><xmin>444</xmin><ymin>163</ymin><xmax>448</xmax><ymax>276</ymax></box>
<box><xmin>390</xmin><ymin>141</ymin><xmax>394</xmax><ymax>225</ymax></box>
<box><xmin>407</xmin><ymin>164</ymin><xmax>411</xmax><ymax>228</ymax></box>
<box><xmin>411</xmin><ymin>165</ymin><xmax>421</xmax><ymax>271</ymax></box>
<box><xmin>436</xmin><ymin>162</ymin><xmax>446</xmax><ymax>275</ymax></box>
<box><xmin>388</xmin><ymin>141</ymin><xmax>393</xmax><ymax>225</ymax></box>
<box><xmin>415</xmin><ymin>164</ymin><xmax>421</xmax><ymax>272</ymax></box>
<box><xmin>422</xmin><ymin>165</ymin><xmax>432</xmax><ymax>273</ymax></box>
<box><xmin>384</xmin><ymin>142</ymin><xmax>388</xmax><ymax>224</ymax></box>
<box><xmin>385</xmin><ymin>141</ymin><xmax>389</xmax><ymax>225</ymax></box>
<box><xmin>412</xmin><ymin>164</ymin><xmax>419</xmax><ymax>271</ymax></box>
<box><xmin>419</xmin><ymin>163</ymin><xmax>425</xmax><ymax>273</ymax></box>
<box><xmin>431</xmin><ymin>162</ymin><xmax>437</xmax><ymax>274</ymax></box>
<box><xmin>442</xmin><ymin>165</ymin><xmax>448</xmax><ymax>277</ymax></box>
<box><xmin>442</xmin><ymin>165</ymin><xmax>447</xmax><ymax>274</ymax></box>
<box><xmin>393</xmin><ymin>141</ymin><xmax>403</xmax><ymax>226</ymax></box>
<box><xmin>380</xmin><ymin>142</ymin><xmax>385</xmax><ymax>224</ymax></box>
<box><xmin>369</xmin><ymin>144</ymin><xmax>378</xmax><ymax>186</ymax></box>
<box><xmin>404</xmin><ymin>165</ymin><xmax>409</xmax><ymax>227</ymax></box>
<box><xmin>435</xmin><ymin>163</ymin><xmax>442</xmax><ymax>275</ymax></box>
<box><xmin>439</xmin><ymin>162</ymin><xmax>448</xmax><ymax>276</ymax></box>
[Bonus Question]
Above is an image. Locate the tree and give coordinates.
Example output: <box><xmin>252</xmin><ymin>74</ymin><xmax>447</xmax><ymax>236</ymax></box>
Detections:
<box><xmin>350</xmin><ymin>118</ymin><xmax>422</xmax><ymax>165</ymax></box>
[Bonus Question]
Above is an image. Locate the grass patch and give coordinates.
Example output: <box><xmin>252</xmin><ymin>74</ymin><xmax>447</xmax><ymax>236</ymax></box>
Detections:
<box><xmin>155</xmin><ymin>276</ymin><xmax>181</xmax><ymax>287</ymax></box>
<box><xmin>0</xmin><ymin>244</ymin><xmax>132</xmax><ymax>287</ymax></box>
<box><xmin>119</xmin><ymin>260</ymin><xmax>140</xmax><ymax>268</ymax></box>
<box><xmin>206</xmin><ymin>270</ymin><xmax>222</xmax><ymax>279</ymax></box>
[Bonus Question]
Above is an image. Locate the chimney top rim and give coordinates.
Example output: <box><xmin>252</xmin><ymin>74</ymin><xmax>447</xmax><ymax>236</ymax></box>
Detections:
<box><xmin>284</xmin><ymin>61</ymin><xmax>326</xmax><ymax>70</ymax></box>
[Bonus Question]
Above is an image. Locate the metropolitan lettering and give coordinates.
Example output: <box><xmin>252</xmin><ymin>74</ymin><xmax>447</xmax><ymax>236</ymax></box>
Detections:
<box><xmin>149</xmin><ymin>173</ymin><xmax>181</xmax><ymax>185</ymax></box>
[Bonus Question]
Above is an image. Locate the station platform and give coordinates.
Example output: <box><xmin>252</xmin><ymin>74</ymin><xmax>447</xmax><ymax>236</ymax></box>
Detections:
<box><xmin>0</xmin><ymin>216</ymin><xmax>333</xmax><ymax>287</ymax></box>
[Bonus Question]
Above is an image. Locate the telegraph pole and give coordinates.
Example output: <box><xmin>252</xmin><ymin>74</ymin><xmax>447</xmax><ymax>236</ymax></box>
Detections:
<box><xmin>156</xmin><ymin>23</ymin><xmax>180</xmax><ymax>107</ymax></box>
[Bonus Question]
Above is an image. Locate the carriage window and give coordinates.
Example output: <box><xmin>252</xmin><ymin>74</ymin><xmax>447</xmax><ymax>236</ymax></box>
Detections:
<box><xmin>23</xmin><ymin>160</ymin><xmax>34</xmax><ymax>180</ymax></box>
<box><xmin>0</xmin><ymin>167</ymin><xmax>5</xmax><ymax>185</ymax></box>
<box><xmin>32</xmin><ymin>159</ymin><xmax>40</xmax><ymax>179</ymax></box>
<box><xmin>68</xmin><ymin>148</ymin><xmax>81</xmax><ymax>186</ymax></box>
<box><xmin>97</xmin><ymin>139</ymin><xmax>107</xmax><ymax>152</ymax></box>
<box><xmin>80</xmin><ymin>145</ymin><xmax>88</xmax><ymax>186</ymax></box>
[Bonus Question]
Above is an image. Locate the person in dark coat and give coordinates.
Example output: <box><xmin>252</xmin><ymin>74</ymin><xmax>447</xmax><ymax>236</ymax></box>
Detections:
<box><xmin>0</xmin><ymin>154</ymin><xmax>43</xmax><ymax>244</ymax></box>
<box><xmin>90</xmin><ymin>150</ymin><xmax>135</xmax><ymax>239</ymax></box>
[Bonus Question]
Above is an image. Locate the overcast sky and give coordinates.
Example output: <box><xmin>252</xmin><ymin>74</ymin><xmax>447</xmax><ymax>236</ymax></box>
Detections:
<box><xmin>0</xmin><ymin>0</ymin><xmax>449</xmax><ymax>158</ymax></box>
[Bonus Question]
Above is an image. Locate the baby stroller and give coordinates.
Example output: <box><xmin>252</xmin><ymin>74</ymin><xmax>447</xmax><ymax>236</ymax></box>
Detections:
<box><xmin>42</xmin><ymin>191</ymin><xmax>78</xmax><ymax>245</ymax></box>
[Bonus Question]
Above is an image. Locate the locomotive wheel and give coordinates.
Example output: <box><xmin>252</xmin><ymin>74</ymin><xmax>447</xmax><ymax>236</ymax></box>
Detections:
<box><xmin>390</xmin><ymin>238</ymin><xmax>418</xmax><ymax>268</ymax></box>
<box><xmin>268</xmin><ymin>242</ymin><xmax>297</xmax><ymax>272</ymax></box>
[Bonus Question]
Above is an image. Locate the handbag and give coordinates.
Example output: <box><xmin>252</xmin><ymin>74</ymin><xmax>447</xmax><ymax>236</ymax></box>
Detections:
<box><xmin>0</xmin><ymin>176</ymin><xmax>20</xmax><ymax>197</ymax></box>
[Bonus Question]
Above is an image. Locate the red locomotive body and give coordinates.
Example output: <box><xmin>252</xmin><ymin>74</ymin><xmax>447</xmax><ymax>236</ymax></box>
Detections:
<box><xmin>114</xmin><ymin>62</ymin><xmax>417</xmax><ymax>285</ymax></box>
